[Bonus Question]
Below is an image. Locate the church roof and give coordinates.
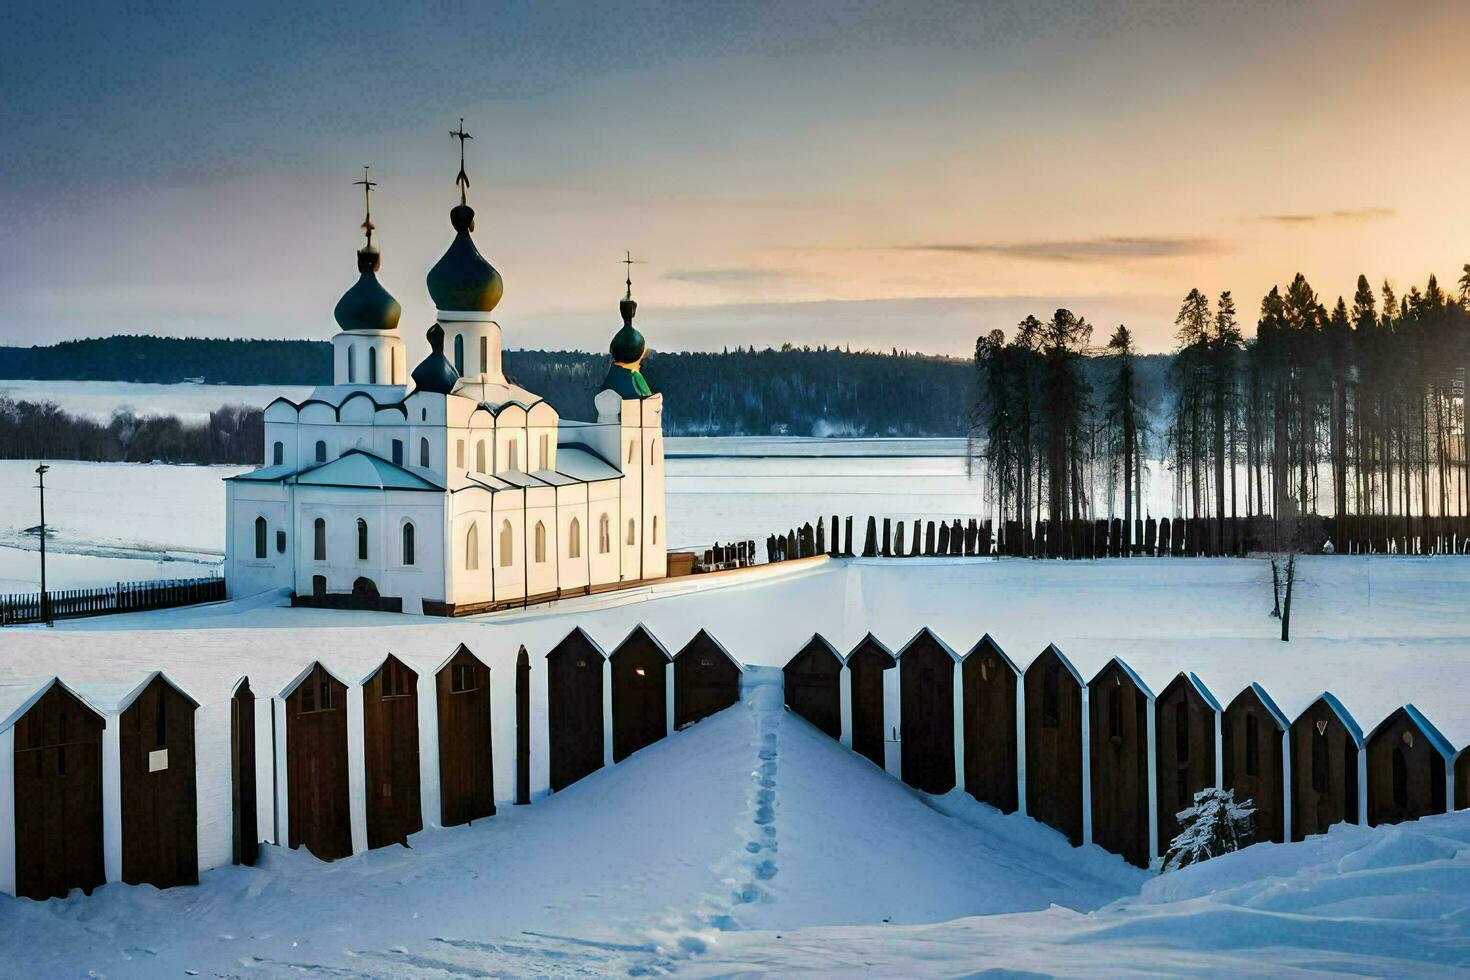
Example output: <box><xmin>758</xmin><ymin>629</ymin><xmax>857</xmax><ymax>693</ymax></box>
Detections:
<box><xmin>554</xmin><ymin>445</ymin><xmax>621</xmax><ymax>482</ymax></box>
<box><xmin>296</xmin><ymin>450</ymin><xmax>443</xmax><ymax>491</ymax></box>
<box><xmin>230</xmin><ymin>450</ymin><xmax>443</xmax><ymax>492</ymax></box>
<box><xmin>426</xmin><ymin>204</ymin><xmax>503</xmax><ymax>312</ymax></box>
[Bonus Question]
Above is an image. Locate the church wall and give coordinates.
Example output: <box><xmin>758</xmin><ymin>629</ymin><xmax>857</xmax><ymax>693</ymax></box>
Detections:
<box><xmin>492</xmin><ymin>493</ymin><xmax>529</xmax><ymax>604</ymax></box>
<box><xmin>448</xmin><ymin>493</ymin><xmax>496</xmax><ymax>605</ymax></box>
<box><xmin>554</xmin><ymin>485</ymin><xmax>590</xmax><ymax>592</ymax></box>
<box><xmin>226</xmin><ymin>483</ymin><xmax>294</xmax><ymax>598</ymax></box>
<box><xmin>587</xmin><ymin>480</ymin><xmax>622</xmax><ymax>588</ymax></box>
<box><xmin>639</xmin><ymin>397</ymin><xmax>667</xmax><ymax>581</ymax></box>
<box><xmin>524</xmin><ymin>487</ymin><xmax>560</xmax><ymax>598</ymax></box>
<box><xmin>294</xmin><ymin>489</ymin><xmax>444</xmax><ymax>609</ymax></box>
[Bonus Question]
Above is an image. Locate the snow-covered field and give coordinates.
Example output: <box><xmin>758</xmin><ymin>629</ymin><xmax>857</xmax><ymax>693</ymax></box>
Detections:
<box><xmin>0</xmin><ymin>379</ymin><xmax>313</xmax><ymax>422</ymax></box>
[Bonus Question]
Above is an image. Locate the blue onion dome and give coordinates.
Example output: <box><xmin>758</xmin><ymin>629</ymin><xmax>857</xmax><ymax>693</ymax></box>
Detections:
<box><xmin>426</xmin><ymin>204</ymin><xmax>504</xmax><ymax>312</ymax></box>
<box><xmin>334</xmin><ymin>247</ymin><xmax>403</xmax><ymax>332</ymax></box>
<box><xmin>411</xmin><ymin>324</ymin><xmax>460</xmax><ymax>394</ymax></box>
<box><xmin>610</xmin><ymin>295</ymin><xmax>645</xmax><ymax>363</ymax></box>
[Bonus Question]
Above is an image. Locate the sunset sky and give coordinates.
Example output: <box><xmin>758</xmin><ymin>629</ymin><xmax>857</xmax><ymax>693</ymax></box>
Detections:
<box><xmin>2</xmin><ymin>0</ymin><xmax>1468</xmax><ymax>357</ymax></box>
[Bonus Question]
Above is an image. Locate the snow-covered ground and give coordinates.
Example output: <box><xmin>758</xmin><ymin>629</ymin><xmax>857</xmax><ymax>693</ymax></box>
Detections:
<box><xmin>2</xmin><ymin>669</ymin><xmax>1467</xmax><ymax>977</ymax></box>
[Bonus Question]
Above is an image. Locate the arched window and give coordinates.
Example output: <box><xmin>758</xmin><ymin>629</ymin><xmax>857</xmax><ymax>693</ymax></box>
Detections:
<box><xmin>650</xmin><ymin>439</ymin><xmax>658</xmax><ymax>466</ymax></box>
<box><xmin>315</xmin><ymin>440</ymin><xmax>327</xmax><ymax>463</ymax></box>
<box><xmin>479</xmin><ymin>335</ymin><xmax>488</xmax><ymax>374</ymax></box>
<box><xmin>402</xmin><ymin>522</ymin><xmax>415</xmax><ymax>566</ymax></box>
<box><xmin>391</xmin><ymin>439</ymin><xmax>403</xmax><ymax>466</ymax></box>
<box><xmin>499</xmin><ymin>519</ymin><xmax>514</xmax><ymax>567</ymax></box>
<box><xmin>627</xmin><ymin>441</ymin><xmax>636</xmax><ymax>464</ymax></box>
<box><xmin>454</xmin><ymin>334</ymin><xmax>465</xmax><ymax>375</ymax></box>
<box><xmin>534</xmin><ymin>521</ymin><xmax>546</xmax><ymax>563</ymax></box>
<box><xmin>272</xmin><ymin>441</ymin><xmax>284</xmax><ymax>466</ymax></box>
<box><xmin>368</xmin><ymin>346</ymin><xmax>377</xmax><ymax>384</ymax></box>
<box><xmin>254</xmin><ymin>516</ymin><xmax>268</xmax><ymax>559</ymax></box>
<box><xmin>356</xmin><ymin>518</ymin><xmax>368</xmax><ymax>560</ymax></box>
<box><xmin>626</xmin><ymin>518</ymin><xmax>636</xmax><ymax>546</ymax></box>
<box><xmin>347</xmin><ymin>347</ymin><xmax>356</xmax><ymax>383</ymax></box>
<box><xmin>476</xmin><ymin>441</ymin><xmax>486</xmax><ymax>473</ymax></box>
<box><xmin>538</xmin><ymin>433</ymin><xmax>549</xmax><ymax>469</ymax></box>
<box><xmin>599</xmin><ymin>513</ymin><xmax>610</xmax><ymax>554</ymax></box>
<box><xmin>456</xmin><ymin>440</ymin><xmax>465</xmax><ymax>468</ymax></box>
<box><xmin>465</xmin><ymin>522</ymin><xmax>479</xmax><ymax>571</ymax></box>
<box><xmin>419</xmin><ymin>437</ymin><xmax>430</xmax><ymax>468</ymax></box>
<box><xmin>508</xmin><ymin>438</ymin><xmax>520</xmax><ymax>472</ymax></box>
<box><xmin>313</xmin><ymin>518</ymin><xmax>326</xmax><ymax>561</ymax></box>
<box><xmin>569</xmin><ymin>517</ymin><xmax>581</xmax><ymax>559</ymax></box>
<box><xmin>652</xmin><ymin>515</ymin><xmax>658</xmax><ymax>544</ymax></box>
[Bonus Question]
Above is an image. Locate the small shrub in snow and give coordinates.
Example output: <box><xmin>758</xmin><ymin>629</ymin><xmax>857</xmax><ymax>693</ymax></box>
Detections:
<box><xmin>1162</xmin><ymin>788</ymin><xmax>1255</xmax><ymax>873</ymax></box>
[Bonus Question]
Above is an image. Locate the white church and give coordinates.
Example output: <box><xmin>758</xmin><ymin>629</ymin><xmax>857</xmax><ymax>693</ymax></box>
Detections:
<box><xmin>224</xmin><ymin>143</ymin><xmax>667</xmax><ymax>615</ymax></box>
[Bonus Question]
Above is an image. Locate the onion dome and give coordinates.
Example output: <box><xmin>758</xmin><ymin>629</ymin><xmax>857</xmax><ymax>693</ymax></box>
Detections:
<box><xmin>610</xmin><ymin>294</ymin><xmax>646</xmax><ymax>364</ymax></box>
<box><xmin>411</xmin><ymin>324</ymin><xmax>460</xmax><ymax>394</ymax></box>
<box><xmin>334</xmin><ymin>247</ymin><xmax>403</xmax><ymax>332</ymax></box>
<box><xmin>426</xmin><ymin>203</ymin><xmax>504</xmax><ymax>312</ymax></box>
<box><xmin>602</xmin><ymin>266</ymin><xmax>652</xmax><ymax>398</ymax></box>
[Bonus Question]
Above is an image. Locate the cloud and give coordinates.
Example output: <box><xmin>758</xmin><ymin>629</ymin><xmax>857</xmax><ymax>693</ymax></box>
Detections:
<box><xmin>885</xmin><ymin>236</ymin><xmax>1220</xmax><ymax>263</ymax></box>
<box><xmin>1261</xmin><ymin>207</ymin><xmax>1395</xmax><ymax>225</ymax></box>
<box><xmin>662</xmin><ymin>267</ymin><xmax>799</xmax><ymax>285</ymax></box>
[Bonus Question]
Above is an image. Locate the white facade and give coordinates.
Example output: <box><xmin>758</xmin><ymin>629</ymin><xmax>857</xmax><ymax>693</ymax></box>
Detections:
<box><xmin>225</xmin><ymin>305</ymin><xmax>666</xmax><ymax>614</ymax></box>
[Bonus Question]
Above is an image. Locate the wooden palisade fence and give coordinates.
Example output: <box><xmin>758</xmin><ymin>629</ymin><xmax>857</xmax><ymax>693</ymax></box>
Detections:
<box><xmin>765</xmin><ymin>513</ymin><xmax>1470</xmax><ymax>562</ymax></box>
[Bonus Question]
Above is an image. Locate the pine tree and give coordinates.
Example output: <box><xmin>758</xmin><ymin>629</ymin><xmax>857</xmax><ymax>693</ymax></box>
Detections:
<box><xmin>1162</xmin><ymin>787</ymin><xmax>1255</xmax><ymax>873</ymax></box>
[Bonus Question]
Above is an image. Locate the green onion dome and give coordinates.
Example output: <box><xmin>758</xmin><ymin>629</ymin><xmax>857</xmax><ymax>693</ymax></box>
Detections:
<box><xmin>610</xmin><ymin>295</ymin><xmax>645</xmax><ymax>364</ymax></box>
<box><xmin>411</xmin><ymin>324</ymin><xmax>460</xmax><ymax>394</ymax></box>
<box><xmin>333</xmin><ymin>247</ymin><xmax>402</xmax><ymax>333</ymax></box>
<box><xmin>426</xmin><ymin>204</ymin><xmax>504</xmax><ymax>312</ymax></box>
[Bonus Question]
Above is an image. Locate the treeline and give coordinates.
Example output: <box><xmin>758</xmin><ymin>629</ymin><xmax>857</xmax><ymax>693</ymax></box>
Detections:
<box><xmin>0</xmin><ymin>336</ymin><xmax>331</xmax><ymax>385</ymax></box>
<box><xmin>1</xmin><ymin>337</ymin><xmax>989</xmax><ymax>437</ymax></box>
<box><xmin>969</xmin><ymin>265</ymin><xmax>1470</xmax><ymax>542</ymax></box>
<box><xmin>0</xmin><ymin>399</ymin><xmax>263</xmax><ymax>464</ymax></box>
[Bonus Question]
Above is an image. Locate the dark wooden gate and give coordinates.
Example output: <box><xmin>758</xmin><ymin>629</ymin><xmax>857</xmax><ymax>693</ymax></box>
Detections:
<box><xmin>1155</xmin><ymin>673</ymin><xmax>1218</xmax><ymax>850</ymax></box>
<box><xmin>547</xmin><ymin>628</ymin><xmax>605</xmax><ymax>791</ymax></box>
<box><xmin>12</xmin><ymin>682</ymin><xmax>105</xmax><ymax>900</ymax></box>
<box><xmin>611</xmin><ymin>626</ymin><xmax>669</xmax><ymax>762</ymax></box>
<box><xmin>120</xmin><ymin>674</ymin><xmax>199</xmax><ymax>888</ymax></box>
<box><xmin>962</xmin><ymin>636</ymin><xmax>1018</xmax><ymax>813</ymax></box>
<box><xmin>1089</xmin><ymin>659</ymin><xmax>1151</xmax><ymax>868</ymax></box>
<box><xmin>784</xmin><ymin>635</ymin><xmax>842</xmax><ymax>739</ymax></box>
<box><xmin>847</xmin><ymin>634</ymin><xmax>894</xmax><ymax>769</ymax></box>
<box><xmin>1366</xmin><ymin>706</ymin><xmax>1448</xmax><ymax>826</ymax></box>
<box><xmin>363</xmin><ymin>655</ymin><xmax>422</xmax><ymax>849</ymax></box>
<box><xmin>1024</xmin><ymin>646</ymin><xmax>1083</xmax><ymax>845</ymax></box>
<box><xmin>1221</xmin><ymin>684</ymin><xmax>1286</xmax><ymax>845</ymax></box>
<box><xmin>1289</xmin><ymin>695</ymin><xmax>1361</xmax><ymax>841</ymax></box>
<box><xmin>673</xmin><ymin>629</ymin><xmax>741</xmax><ymax>728</ymax></box>
<box><xmin>231</xmin><ymin>678</ymin><xmax>258</xmax><ymax>866</ymax></box>
<box><xmin>436</xmin><ymin>645</ymin><xmax>494</xmax><ymax>827</ymax></box>
<box><xmin>286</xmin><ymin>663</ymin><xmax>352</xmax><ymax>861</ymax></box>
<box><xmin>899</xmin><ymin>629</ymin><xmax>956</xmax><ymax>793</ymax></box>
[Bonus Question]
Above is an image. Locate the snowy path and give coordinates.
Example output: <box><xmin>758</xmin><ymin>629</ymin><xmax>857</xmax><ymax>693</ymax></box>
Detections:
<box><xmin>0</xmin><ymin>669</ymin><xmax>1144</xmax><ymax>977</ymax></box>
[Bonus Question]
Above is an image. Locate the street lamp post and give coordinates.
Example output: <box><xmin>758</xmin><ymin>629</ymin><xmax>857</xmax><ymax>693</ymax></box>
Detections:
<box><xmin>36</xmin><ymin>462</ymin><xmax>51</xmax><ymax>627</ymax></box>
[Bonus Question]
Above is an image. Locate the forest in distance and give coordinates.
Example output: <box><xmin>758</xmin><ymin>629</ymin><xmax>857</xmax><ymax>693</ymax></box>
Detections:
<box><xmin>969</xmin><ymin>266</ymin><xmax>1470</xmax><ymax>535</ymax></box>
<box><xmin>0</xmin><ymin>338</ymin><xmax>1168</xmax><ymax>449</ymax></box>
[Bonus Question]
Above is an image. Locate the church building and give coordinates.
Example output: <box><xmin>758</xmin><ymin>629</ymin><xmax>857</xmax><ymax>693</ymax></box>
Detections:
<box><xmin>224</xmin><ymin>133</ymin><xmax>667</xmax><ymax>614</ymax></box>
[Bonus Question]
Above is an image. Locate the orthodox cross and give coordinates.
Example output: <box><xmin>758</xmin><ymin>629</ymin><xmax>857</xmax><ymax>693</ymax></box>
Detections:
<box><xmin>450</xmin><ymin>118</ymin><xmax>473</xmax><ymax>204</ymax></box>
<box><xmin>353</xmin><ymin>165</ymin><xmax>377</xmax><ymax>248</ymax></box>
<box><xmin>621</xmin><ymin>250</ymin><xmax>644</xmax><ymax>299</ymax></box>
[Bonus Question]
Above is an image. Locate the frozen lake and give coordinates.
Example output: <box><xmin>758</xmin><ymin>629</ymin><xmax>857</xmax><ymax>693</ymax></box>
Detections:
<box><xmin>0</xmin><ymin>442</ymin><xmax>990</xmax><ymax>591</ymax></box>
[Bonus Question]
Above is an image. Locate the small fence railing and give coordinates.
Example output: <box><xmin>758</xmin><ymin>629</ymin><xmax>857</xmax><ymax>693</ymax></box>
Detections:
<box><xmin>0</xmin><ymin>575</ymin><xmax>226</xmax><ymax>626</ymax></box>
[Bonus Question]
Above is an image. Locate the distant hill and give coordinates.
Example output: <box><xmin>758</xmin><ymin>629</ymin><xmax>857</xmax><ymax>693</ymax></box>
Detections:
<box><xmin>0</xmin><ymin>335</ymin><xmax>1172</xmax><ymax>437</ymax></box>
